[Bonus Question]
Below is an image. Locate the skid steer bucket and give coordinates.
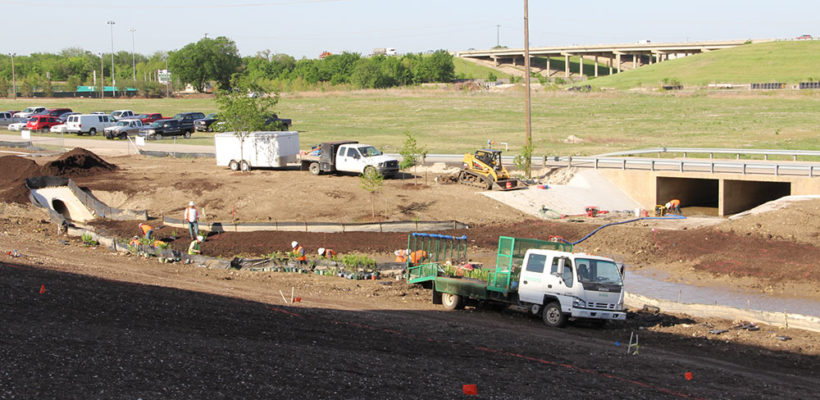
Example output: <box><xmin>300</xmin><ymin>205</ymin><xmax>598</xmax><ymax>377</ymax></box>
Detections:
<box><xmin>493</xmin><ymin>178</ymin><xmax>527</xmax><ymax>191</ymax></box>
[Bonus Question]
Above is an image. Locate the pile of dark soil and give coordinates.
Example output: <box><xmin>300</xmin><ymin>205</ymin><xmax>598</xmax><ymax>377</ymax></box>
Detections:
<box><xmin>0</xmin><ymin>155</ymin><xmax>44</xmax><ymax>204</ymax></box>
<box><xmin>41</xmin><ymin>147</ymin><xmax>118</xmax><ymax>177</ymax></box>
<box><xmin>0</xmin><ymin>148</ymin><xmax>117</xmax><ymax>204</ymax></box>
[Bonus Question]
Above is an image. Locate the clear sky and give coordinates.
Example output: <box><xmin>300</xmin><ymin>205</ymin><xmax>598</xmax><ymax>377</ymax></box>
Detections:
<box><xmin>2</xmin><ymin>0</ymin><xmax>816</xmax><ymax>58</ymax></box>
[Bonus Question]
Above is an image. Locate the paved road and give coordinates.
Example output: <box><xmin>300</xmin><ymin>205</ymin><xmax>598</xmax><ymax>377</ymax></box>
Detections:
<box><xmin>0</xmin><ymin>133</ymin><xmax>213</xmax><ymax>157</ymax></box>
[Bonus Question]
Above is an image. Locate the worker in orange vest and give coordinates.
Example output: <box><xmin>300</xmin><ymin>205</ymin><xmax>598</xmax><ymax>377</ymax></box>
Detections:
<box><xmin>138</xmin><ymin>223</ymin><xmax>153</xmax><ymax>240</ymax></box>
<box><xmin>184</xmin><ymin>201</ymin><xmax>200</xmax><ymax>240</ymax></box>
<box><xmin>409</xmin><ymin>249</ymin><xmax>428</xmax><ymax>264</ymax></box>
<box><xmin>291</xmin><ymin>241</ymin><xmax>306</xmax><ymax>264</ymax></box>
<box><xmin>129</xmin><ymin>236</ymin><xmax>141</xmax><ymax>247</ymax></box>
<box><xmin>318</xmin><ymin>248</ymin><xmax>337</xmax><ymax>259</ymax></box>
<box><xmin>665</xmin><ymin>199</ymin><xmax>682</xmax><ymax>215</ymax></box>
<box><xmin>394</xmin><ymin>249</ymin><xmax>410</xmax><ymax>263</ymax></box>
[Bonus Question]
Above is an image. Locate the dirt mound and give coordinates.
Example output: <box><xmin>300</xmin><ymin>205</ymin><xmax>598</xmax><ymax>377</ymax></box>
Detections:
<box><xmin>41</xmin><ymin>148</ymin><xmax>118</xmax><ymax>178</ymax></box>
<box><xmin>0</xmin><ymin>155</ymin><xmax>43</xmax><ymax>204</ymax></box>
<box><xmin>716</xmin><ymin>198</ymin><xmax>820</xmax><ymax>245</ymax></box>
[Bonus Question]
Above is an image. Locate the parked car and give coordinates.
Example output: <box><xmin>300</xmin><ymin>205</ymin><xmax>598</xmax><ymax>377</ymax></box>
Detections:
<box><xmin>7</xmin><ymin>121</ymin><xmax>30</xmax><ymax>131</ymax></box>
<box><xmin>50</xmin><ymin>123</ymin><xmax>70</xmax><ymax>133</ymax></box>
<box><xmin>140</xmin><ymin>119</ymin><xmax>183</xmax><ymax>139</ymax></box>
<box><xmin>109</xmin><ymin>109</ymin><xmax>135</xmax><ymax>121</ymax></box>
<box><xmin>90</xmin><ymin>111</ymin><xmax>108</xmax><ymax>115</ymax></box>
<box><xmin>172</xmin><ymin>112</ymin><xmax>205</xmax><ymax>137</ymax></box>
<box><xmin>57</xmin><ymin>112</ymin><xmax>79</xmax><ymax>123</ymax></box>
<box><xmin>134</xmin><ymin>113</ymin><xmax>163</xmax><ymax>124</ymax></box>
<box><xmin>0</xmin><ymin>111</ymin><xmax>15</xmax><ymax>126</ymax></box>
<box><xmin>212</xmin><ymin>114</ymin><xmax>292</xmax><ymax>132</ymax></box>
<box><xmin>194</xmin><ymin>113</ymin><xmax>219</xmax><ymax>132</ymax></box>
<box><xmin>26</xmin><ymin>115</ymin><xmax>61</xmax><ymax>132</ymax></box>
<box><xmin>45</xmin><ymin>108</ymin><xmax>73</xmax><ymax>119</ymax></box>
<box><xmin>104</xmin><ymin>119</ymin><xmax>143</xmax><ymax>139</ymax></box>
<box><xmin>65</xmin><ymin>114</ymin><xmax>115</xmax><ymax>136</ymax></box>
<box><xmin>14</xmin><ymin>106</ymin><xmax>46</xmax><ymax>119</ymax></box>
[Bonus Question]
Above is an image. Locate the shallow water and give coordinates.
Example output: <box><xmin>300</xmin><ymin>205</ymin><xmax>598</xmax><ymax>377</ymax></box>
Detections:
<box><xmin>624</xmin><ymin>269</ymin><xmax>820</xmax><ymax>318</ymax></box>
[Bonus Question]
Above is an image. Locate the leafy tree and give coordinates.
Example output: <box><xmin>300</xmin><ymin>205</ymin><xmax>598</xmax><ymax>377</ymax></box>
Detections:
<box><xmin>513</xmin><ymin>142</ymin><xmax>535</xmax><ymax>179</ymax></box>
<box><xmin>0</xmin><ymin>77</ymin><xmax>8</xmax><ymax>97</ymax></box>
<box><xmin>213</xmin><ymin>80</ymin><xmax>281</xmax><ymax>170</ymax></box>
<box><xmin>359</xmin><ymin>167</ymin><xmax>384</xmax><ymax>219</ymax></box>
<box><xmin>487</xmin><ymin>72</ymin><xmax>497</xmax><ymax>82</ymax></box>
<box><xmin>168</xmin><ymin>36</ymin><xmax>241</xmax><ymax>91</ymax></box>
<box><xmin>65</xmin><ymin>75</ymin><xmax>82</xmax><ymax>92</ymax></box>
<box><xmin>398</xmin><ymin>131</ymin><xmax>428</xmax><ymax>185</ymax></box>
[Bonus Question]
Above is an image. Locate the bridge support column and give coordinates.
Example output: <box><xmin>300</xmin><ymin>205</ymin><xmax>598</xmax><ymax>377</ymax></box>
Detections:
<box><xmin>616</xmin><ymin>53</ymin><xmax>621</xmax><ymax>73</ymax></box>
<box><xmin>579</xmin><ymin>55</ymin><xmax>584</xmax><ymax>77</ymax></box>
<box><xmin>594</xmin><ymin>56</ymin><xmax>599</xmax><ymax>77</ymax></box>
<box><xmin>608</xmin><ymin>56</ymin><xmax>613</xmax><ymax>75</ymax></box>
<box><xmin>546</xmin><ymin>56</ymin><xmax>551</xmax><ymax>77</ymax></box>
<box><xmin>565</xmin><ymin>54</ymin><xmax>570</xmax><ymax>77</ymax></box>
<box><xmin>632</xmin><ymin>54</ymin><xmax>637</xmax><ymax>69</ymax></box>
<box><xmin>492</xmin><ymin>55</ymin><xmax>498</xmax><ymax>67</ymax></box>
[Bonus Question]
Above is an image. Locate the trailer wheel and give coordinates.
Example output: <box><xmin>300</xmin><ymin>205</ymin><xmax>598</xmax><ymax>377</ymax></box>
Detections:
<box><xmin>309</xmin><ymin>162</ymin><xmax>321</xmax><ymax>175</ymax></box>
<box><xmin>229</xmin><ymin>160</ymin><xmax>239</xmax><ymax>171</ymax></box>
<box><xmin>542</xmin><ymin>302</ymin><xmax>568</xmax><ymax>328</ymax></box>
<box><xmin>441</xmin><ymin>292</ymin><xmax>462</xmax><ymax>311</ymax></box>
<box><xmin>240</xmin><ymin>160</ymin><xmax>251</xmax><ymax>172</ymax></box>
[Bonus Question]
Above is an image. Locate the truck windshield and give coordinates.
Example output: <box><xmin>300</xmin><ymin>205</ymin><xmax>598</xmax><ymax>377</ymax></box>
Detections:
<box><xmin>575</xmin><ymin>258</ymin><xmax>623</xmax><ymax>286</ymax></box>
<box><xmin>358</xmin><ymin>146</ymin><xmax>382</xmax><ymax>157</ymax></box>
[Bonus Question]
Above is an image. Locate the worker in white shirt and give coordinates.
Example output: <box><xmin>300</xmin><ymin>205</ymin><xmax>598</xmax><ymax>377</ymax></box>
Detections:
<box><xmin>184</xmin><ymin>201</ymin><xmax>200</xmax><ymax>239</ymax></box>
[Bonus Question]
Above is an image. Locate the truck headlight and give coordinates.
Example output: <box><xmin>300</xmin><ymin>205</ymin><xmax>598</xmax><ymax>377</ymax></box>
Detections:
<box><xmin>572</xmin><ymin>299</ymin><xmax>586</xmax><ymax>308</ymax></box>
<box><xmin>378</xmin><ymin>162</ymin><xmax>385</xmax><ymax>167</ymax></box>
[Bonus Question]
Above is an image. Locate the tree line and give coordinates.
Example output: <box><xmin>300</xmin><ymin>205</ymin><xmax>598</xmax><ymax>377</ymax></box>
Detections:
<box><xmin>0</xmin><ymin>37</ymin><xmax>455</xmax><ymax>97</ymax></box>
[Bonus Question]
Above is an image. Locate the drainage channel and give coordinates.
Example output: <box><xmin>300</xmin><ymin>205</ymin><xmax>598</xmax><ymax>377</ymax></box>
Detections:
<box><xmin>624</xmin><ymin>269</ymin><xmax>820</xmax><ymax>319</ymax></box>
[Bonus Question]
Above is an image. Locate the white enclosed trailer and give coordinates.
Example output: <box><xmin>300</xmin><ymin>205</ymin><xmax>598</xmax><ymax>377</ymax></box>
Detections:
<box><xmin>215</xmin><ymin>131</ymin><xmax>300</xmax><ymax>171</ymax></box>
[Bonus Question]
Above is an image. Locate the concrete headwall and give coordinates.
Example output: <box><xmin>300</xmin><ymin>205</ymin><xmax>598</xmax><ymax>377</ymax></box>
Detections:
<box><xmin>598</xmin><ymin>169</ymin><xmax>820</xmax><ymax>216</ymax></box>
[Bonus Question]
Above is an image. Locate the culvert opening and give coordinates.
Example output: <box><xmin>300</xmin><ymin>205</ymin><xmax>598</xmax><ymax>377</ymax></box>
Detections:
<box><xmin>723</xmin><ymin>180</ymin><xmax>791</xmax><ymax>215</ymax></box>
<box><xmin>656</xmin><ymin>177</ymin><xmax>719</xmax><ymax>216</ymax></box>
<box><xmin>51</xmin><ymin>199</ymin><xmax>72</xmax><ymax>220</ymax></box>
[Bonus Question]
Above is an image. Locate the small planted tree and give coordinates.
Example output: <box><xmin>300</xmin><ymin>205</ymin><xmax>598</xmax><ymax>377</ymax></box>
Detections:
<box><xmin>214</xmin><ymin>80</ymin><xmax>280</xmax><ymax>171</ymax></box>
<box><xmin>359</xmin><ymin>167</ymin><xmax>384</xmax><ymax>219</ymax></box>
<box><xmin>398</xmin><ymin>131</ymin><xmax>428</xmax><ymax>185</ymax></box>
<box><xmin>513</xmin><ymin>142</ymin><xmax>535</xmax><ymax>179</ymax></box>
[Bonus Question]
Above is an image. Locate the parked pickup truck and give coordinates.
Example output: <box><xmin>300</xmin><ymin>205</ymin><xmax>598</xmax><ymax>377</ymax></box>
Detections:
<box><xmin>407</xmin><ymin>234</ymin><xmax>626</xmax><ymax>328</ymax></box>
<box><xmin>172</xmin><ymin>112</ymin><xmax>205</xmax><ymax>137</ymax></box>
<box><xmin>300</xmin><ymin>141</ymin><xmax>399</xmax><ymax>178</ymax></box>
<box><xmin>140</xmin><ymin>118</ymin><xmax>183</xmax><ymax>139</ymax></box>
<box><xmin>104</xmin><ymin>119</ymin><xmax>143</xmax><ymax>139</ymax></box>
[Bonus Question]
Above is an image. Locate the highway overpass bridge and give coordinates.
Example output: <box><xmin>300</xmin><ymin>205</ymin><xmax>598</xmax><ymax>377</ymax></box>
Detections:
<box><xmin>457</xmin><ymin>39</ymin><xmax>774</xmax><ymax>79</ymax></box>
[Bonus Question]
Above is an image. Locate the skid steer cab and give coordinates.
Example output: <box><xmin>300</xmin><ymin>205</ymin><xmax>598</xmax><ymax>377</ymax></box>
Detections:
<box><xmin>458</xmin><ymin>149</ymin><xmax>526</xmax><ymax>191</ymax></box>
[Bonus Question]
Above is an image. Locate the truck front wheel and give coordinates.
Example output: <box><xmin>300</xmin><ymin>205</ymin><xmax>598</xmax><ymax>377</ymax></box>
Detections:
<box><xmin>542</xmin><ymin>302</ymin><xmax>568</xmax><ymax>328</ymax></box>
<box><xmin>441</xmin><ymin>292</ymin><xmax>462</xmax><ymax>311</ymax></box>
<box><xmin>309</xmin><ymin>162</ymin><xmax>320</xmax><ymax>175</ymax></box>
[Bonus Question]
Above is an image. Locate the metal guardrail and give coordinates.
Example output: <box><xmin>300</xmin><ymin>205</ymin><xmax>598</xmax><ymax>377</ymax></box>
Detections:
<box><xmin>540</xmin><ymin>156</ymin><xmax>818</xmax><ymax>177</ymax></box>
<box><xmin>595</xmin><ymin>147</ymin><xmax>820</xmax><ymax>161</ymax></box>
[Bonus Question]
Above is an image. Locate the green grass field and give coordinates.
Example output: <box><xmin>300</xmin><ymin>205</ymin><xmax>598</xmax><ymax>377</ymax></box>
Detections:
<box><xmin>586</xmin><ymin>41</ymin><xmax>820</xmax><ymax>89</ymax></box>
<box><xmin>2</xmin><ymin>87</ymin><xmax>819</xmax><ymax>157</ymax></box>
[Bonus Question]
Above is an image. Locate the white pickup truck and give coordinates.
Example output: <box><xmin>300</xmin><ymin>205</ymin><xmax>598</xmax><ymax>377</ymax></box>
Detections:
<box><xmin>300</xmin><ymin>141</ymin><xmax>399</xmax><ymax>178</ymax></box>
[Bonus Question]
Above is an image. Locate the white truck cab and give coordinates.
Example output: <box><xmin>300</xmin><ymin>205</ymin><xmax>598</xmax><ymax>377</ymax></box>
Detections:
<box><xmin>335</xmin><ymin>143</ymin><xmax>399</xmax><ymax>177</ymax></box>
<box><xmin>518</xmin><ymin>249</ymin><xmax>625</xmax><ymax>327</ymax></box>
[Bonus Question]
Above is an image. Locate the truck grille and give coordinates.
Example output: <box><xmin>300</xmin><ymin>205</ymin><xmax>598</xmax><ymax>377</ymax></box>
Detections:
<box><xmin>385</xmin><ymin>160</ymin><xmax>398</xmax><ymax>169</ymax></box>
<box><xmin>592</xmin><ymin>303</ymin><xmax>616</xmax><ymax>309</ymax></box>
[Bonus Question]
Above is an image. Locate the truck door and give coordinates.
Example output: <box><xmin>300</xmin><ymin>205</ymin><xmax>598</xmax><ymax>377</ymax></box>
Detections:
<box><xmin>337</xmin><ymin>146</ymin><xmax>361</xmax><ymax>173</ymax></box>
<box><xmin>518</xmin><ymin>252</ymin><xmax>549</xmax><ymax>304</ymax></box>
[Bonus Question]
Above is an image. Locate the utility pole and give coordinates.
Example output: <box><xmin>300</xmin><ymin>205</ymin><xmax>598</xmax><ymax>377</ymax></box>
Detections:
<box><xmin>107</xmin><ymin>20</ymin><xmax>116</xmax><ymax>97</ymax></box>
<box><xmin>10</xmin><ymin>53</ymin><xmax>16</xmax><ymax>99</ymax></box>
<box><xmin>99</xmin><ymin>52</ymin><xmax>104</xmax><ymax>99</ymax></box>
<box><xmin>496</xmin><ymin>25</ymin><xmax>501</xmax><ymax>47</ymax></box>
<box><xmin>523</xmin><ymin>0</ymin><xmax>532</xmax><ymax>178</ymax></box>
<box><xmin>129</xmin><ymin>27</ymin><xmax>136</xmax><ymax>82</ymax></box>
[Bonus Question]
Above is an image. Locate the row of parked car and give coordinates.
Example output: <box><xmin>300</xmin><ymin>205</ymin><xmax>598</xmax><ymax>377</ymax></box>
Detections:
<box><xmin>2</xmin><ymin>106</ymin><xmax>293</xmax><ymax>140</ymax></box>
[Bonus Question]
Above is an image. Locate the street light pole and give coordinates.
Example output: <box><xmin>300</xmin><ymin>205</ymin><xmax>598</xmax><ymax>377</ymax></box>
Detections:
<box><xmin>10</xmin><ymin>53</ymin><xmax>16</xmax><ymax>99</ymax></box>
<box><xmin>99</xmin><ymin>52</ymin><xmax>104</xmax><ymax>99</ymax></box>
<box><xmin>129</xmin><ymin>27</ymin><xmax>136</xmax><ymax>82</ymax></box>
<box><xmin>496</xmin><ymin>25</ymin><xmax>501</xmax><ymax>47</ymax></box>
<box><xmin>107</xmin><ymin>20</ymin><xmax>116</xmax><ymax>97</ymax></box>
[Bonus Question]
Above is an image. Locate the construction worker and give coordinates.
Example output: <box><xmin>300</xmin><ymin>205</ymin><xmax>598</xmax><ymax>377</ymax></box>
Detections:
<box><xmin>317</xmin><ymin>247</ymin><xmax>336</xmax><ymax>259</ymax></box>
<box><xmin>291</xmin><ymin>241</ymin><xmax>306</xmax><ymax>265</ymax></box>
<box><xmin>184</xmin><ymin>201</ymin><xmax>200</xmax><ymax>240</ymax></box>
<box><xmin>394</xmin><ymin>249</ymin><xmax>410</xmax><ymax>263</ymax></box>
<box><xmin>409</xmin><ymin>249</ymin><xmax>428</xmax><ymax>264</ymax></box>
<box><xmin>129</xmin><ymin>236</ymin><xmax>141</xmax><ymax>247</ymax></box>
<box><xmin>188</xmin><ymin>235</ymin><xmax>204</xmax><ymax>255</ymax></box>
<box><xmin>138</xmin><ymin>223</ymin><xmax>153</xmax><ymax>240</ymax></box>
<box><xmin>665</xmin><ymin>199</ymin><xmax>682</xmax><ymax>215</ymax></box>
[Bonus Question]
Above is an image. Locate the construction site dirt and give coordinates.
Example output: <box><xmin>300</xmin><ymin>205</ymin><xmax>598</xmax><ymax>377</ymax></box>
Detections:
<box><xmin>1</xmin><ymin>148</ymin><xmax>819</xmax><ymax>398</ymax></box>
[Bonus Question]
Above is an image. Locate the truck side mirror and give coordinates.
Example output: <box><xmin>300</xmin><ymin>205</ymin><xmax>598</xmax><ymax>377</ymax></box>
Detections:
<box><xmin>618</xmin><ymin>263</ymin><xmax>625</xmax><ymax>277</ymax></box>
<box><xmin>554</xmin><ymin>258</ymin><xmax>565</xmax><ymax>276</ymax></box>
